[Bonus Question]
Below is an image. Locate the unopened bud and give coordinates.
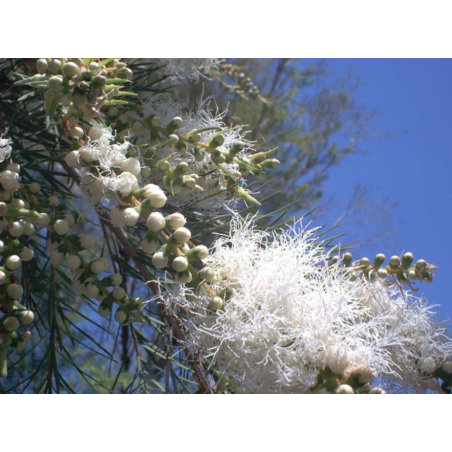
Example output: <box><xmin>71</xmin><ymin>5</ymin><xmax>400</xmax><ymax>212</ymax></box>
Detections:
<box><xmin>91</xmin><ymin>257</ymin><xmax>109</xmax><ymax>274</ymax></box>
<box><xmin>152</xmin><ymin>252</ymin><xmax>168</xmax><ymax>269</ymax></box>
<box><xmin>146</xmin><ymin>212</ymin><xmax>166</xmax><ymax>232</ymax></box>
<box><xmin>173</xmin><ymin>227</ymin><xmax>191</xmax><ymax>244</ymax></box>
<box><xmin>208</xmin><ymin>296</ymin><xmax>224</xmax><ymax>311</ymax></box>
<box><xmin>402</xmin><ymin>252</ymin><xmax>414</xmax><ymax>269</ymax></box>
<box><xmin>3</xmin><ymin>316</ymin><xmax>20</xmax><ymax>332</ymax></box>
<box><xmin>389</xmin><ymin>255</ymin><xmax>401</xmax><ymax>268</ymax></box>
<box><xmin>336</xmin><ymin>384</ymin><xmax>354</xmax><ymax>394</ymax></box>
<box><xmin>198</xmin><ymin>267</ymin><xmax>215</xmax><ymax>283</ymax></box>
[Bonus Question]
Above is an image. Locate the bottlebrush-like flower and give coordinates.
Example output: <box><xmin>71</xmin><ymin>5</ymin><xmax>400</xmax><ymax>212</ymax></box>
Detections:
<box><xmin>168</xmin><ymin>218</ymin><xmax>452</xmax><ymax>394</ymax></box>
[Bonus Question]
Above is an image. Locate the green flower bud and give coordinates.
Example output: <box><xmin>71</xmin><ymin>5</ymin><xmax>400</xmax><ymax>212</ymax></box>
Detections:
<box><xmin>335</xmin><ymin>384</ymin><xmax>354</xmax><ymax>394</ymax></box>
<box><xmin>212</xmin><ymin>150</ymin><xmax>226</xmax><ymax>164</ymax></box>
<box><xmin>114</xmin><ymin>309</ymin><xmax>129</xmax><ymax>324</ymax></box>
<box><xmin>132</xmin><ymin>297</ymin><xmax>144</xmax><ymax>309</ymax></box>
<box><xmin>262</xmin><ymin>159</ymin><xmax>280</xmax><ymax>169</ymax></box>
<box><xmin>396</xmin><ymin>271</ymin><xmax>409</xmax><ymax>285</ymax></box>
<box><xmin>172</xmin><ymin>256</ymin><xmax>189</xmax><ymax>272</ymax></box>
<box><xmin>217</xmin><ymin>288</ymin><xmax>235</xmax><ymax>302</ymax></box>
<box><xmin>48</xmin><ymin>76</ymin><xmax>64</xmax><ymax>93</ymax></box>
<box><xmin>7</xmin><ymin>283</ymin><xmax>23</xmax><ymax>299</ymax></box>
<box><xmin>112</xmin><ymin>287</ymin><xmax>126</xmax><ymax>301</ymax></box>
<box><xmin>48</xmin><ymin>59</ymin><xmax>62</xmax><ymax>74</ymax></box>
<box><xmin>421</xmin><ymin>269</ymin><xmax>433</xmax><ymax>283</ymax></box>
<box><xmin>415</xmin><ymin>259</ymin><xmax>427</xmax><ymax>270</ymax></box>
<box><xmin>208</xmin><ymin>296</ymin><xmax>224</xmax><ymax>311</ymax></box>
<box><xmin>17</xmin><ymin>310</ymin><xmax>34</xmax><ymax>325</ymax></box>
<box><xmin>193</xmin><ymin>146</ymin><xmax>205</xmax><ymax>162</ymax></box>
<box><xmin>0</xmin><ymin>202</ymin><xmax>8</xmax><ymax>216</ymax></box>
<box><xmin>116</xmin><ymin>67</ymin><xmax>133</xmax><ymax>80</ymax></box>
<box><xmin>36</xmin><ymin>59</ymin><xmax>48</xmax><ymax>74</ymax></box>
<box><xmin>141</xmin><ymin>166</ymin><xmax>152</xmax><ymax>178</ymax></box>
<box><xmin>89</xmin><ymin>62</ymin><xmax>99</xmax><ymax>71</ymax></box>
<box><xmin>187</xmin><ymin>131</ymin><xmax>202</xmax><ymax>143</ymax></box>
<box><xmin>5</xmin><ymin>255</ymin><xmax>21</xmax><ymax>270</ymax></box>
<box><xmin>198</xmin><ymin>267</ymin><xmax>215</xmax><ymax>283</ymax></box>
<box><xmin>372</xmin><ymin>254</ymin><xmax>386</xmax><ymax>269</ymax></box>
<box><xmin>229</xmin><ymin>141</ymin><xmax>244</xmax><ymax>158</ymax></box>
<box><xmin>175</xmin><ymin>270</ymin><xmax>193</xmax><ymax>284</ymax></box>
<box><xmin>167</xmin><ymin>117</ymin><xmax>183</xmax><ymax>131</ymax></box>
<box><xmin>3</xmin><ymin>316</ymin><xmax>20</xmax><ymax>332</ymax></box>
<box><xmin>369</xmin><ymin>387</ymin><xmax>387</xmax><ymax>394</ymax></box>
<box><xmin>402</xmin><ymin>252</ymin><xmax>414</xmax><ymax>269</ymax></box>
<box><xmin>151</xmin><ymin>116</ymin><xmax>162</xmax><ymax>127</ymax></box>
<box><xmin>63</xmin><ymin>62</ymin><xmax>80</xmax><ymax>79</ymax></box>
<box><xmin>357</xmin><ymin>257</ymin><xmax>370</xmax><ymax>268</ymax></box>
<box><xmin>389</xmin><ymin>255</ymin><xmax>401</xmax><ymax>268</ymax></box>
<box><xmin>173</xmin><ymin>227</ymin><xmax>191</xmax><ymax>244</ymax></box>
<box><xmin>209</xmin><ymin>134</ymin><xmax>225</xmax><ymax>148</ymax></box>
<box><xmin>185</xmin><ymin>245</ymin><xmax>209</xmax><ymax>261</ymax></box>
<box><xmin>91</xmin><ymin>75</ymin><xmax>107</xmax><ymax>87</ymax></box>
<box><xmin>377</xmin><ymin>268</ymin><xmax>388</xmax><ymax>279</ymax></box>
<box><xmin>168</xmin><ymin>134</ymin><xmax>179</xmax><ymax>145</ymax></box>
<box><xmin>343</xmin><ymin>252</ymin><xmax>352</xmax><ymax>267</ymax></box>
<box><xmin>152</xmin><ymin>252</ymin><xmax>168</xmax><ymax>269</ymax></box>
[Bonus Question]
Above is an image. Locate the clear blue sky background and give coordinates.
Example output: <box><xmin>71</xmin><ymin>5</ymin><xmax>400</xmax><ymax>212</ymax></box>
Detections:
<box><xmin>307</xmin><ymin>59</ymin><xmax>452</xmax><ymax>321</ymax></box>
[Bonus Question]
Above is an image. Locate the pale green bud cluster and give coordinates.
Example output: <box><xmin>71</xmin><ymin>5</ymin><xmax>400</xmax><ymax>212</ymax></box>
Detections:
<box><xmin>216</xmin><ymin>62</ymin><xmax>262</xmax><ymax>100</ymax></box>
<box><xmin>341</xmin><ymin>251</ymin><xmax>437</xmax><ymax>286</ymax></box>
<box><xmin>19</xmin><ymin>58</ymin><xmax>134</xmax><ymax>123</ymax></box>
<box><xmin>0</xmin><ymin>164</ymin><xmax>37</xmax><ymax>378</ymax></box>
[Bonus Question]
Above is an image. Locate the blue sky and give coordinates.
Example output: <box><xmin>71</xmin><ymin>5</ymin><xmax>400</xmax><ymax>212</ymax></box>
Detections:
<box><xmin>309</xmin><ymin>59</ymin><xmax>452</xmax><ymax>320</ymax></box>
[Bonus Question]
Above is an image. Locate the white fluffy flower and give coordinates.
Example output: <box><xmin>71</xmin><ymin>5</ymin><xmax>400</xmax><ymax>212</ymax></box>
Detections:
<box><xmin>158</xmin><ymin>58</ymin><xmax>221</xmax><ymax>82</ymax></box>
<box><xmin>76</xmin><ymin>127</ymin><xmax>141</xmax><ymax>204</ymax></box>
<box><xmin>168</xmin><ymin>218</ymin><xmax>452</xmax><ymax>394</ymax></box>
<box><xmin>79</xmin><ymin>127</ymin><xmax>129</xmax><ymax>169</ymax></box>
<box><xmin>0</xmin><ymin>134</ymin><xmax>13</xmax><ymax>163</ymax></box>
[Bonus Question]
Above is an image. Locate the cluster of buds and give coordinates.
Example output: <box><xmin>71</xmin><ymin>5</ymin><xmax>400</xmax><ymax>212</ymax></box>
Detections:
<box><xmin>0</xmin><ymin>163</ymin><xmax>37</xmax><ymax>377</ymax></box>
<box><xmin>336</xmin><ymin>251</ymin><xmax>437</xmax><ymax>286</ymax></box>
<box><xmin>17</xmin><ymin>58</ymin><xmax>134</xmax><ymax>122</ymax></box>
<box><xmin>47</xmin><ymin>232</ymin><xmax>144</xmax><ymax>325</ymax></box>
<box><xmin>137</xmin><ymin>112</ymin><xmax>278</xmax><ymax>207</ymax></box>
<box><xmin>310</xmin><ymin>364</ymin><xmax>387</xmax><ymax>394</ymax></box>
<box><xmin>216</xmin><ymin>62</ymin><xmax>262</xmax><ymax>100</ymax></box>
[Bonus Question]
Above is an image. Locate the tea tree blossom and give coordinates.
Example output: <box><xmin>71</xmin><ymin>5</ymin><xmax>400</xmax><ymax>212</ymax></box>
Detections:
<box><xmin>169</xmin><ymin>218</ymin><xmax>452</xmax><ymax>394</ymax></box>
